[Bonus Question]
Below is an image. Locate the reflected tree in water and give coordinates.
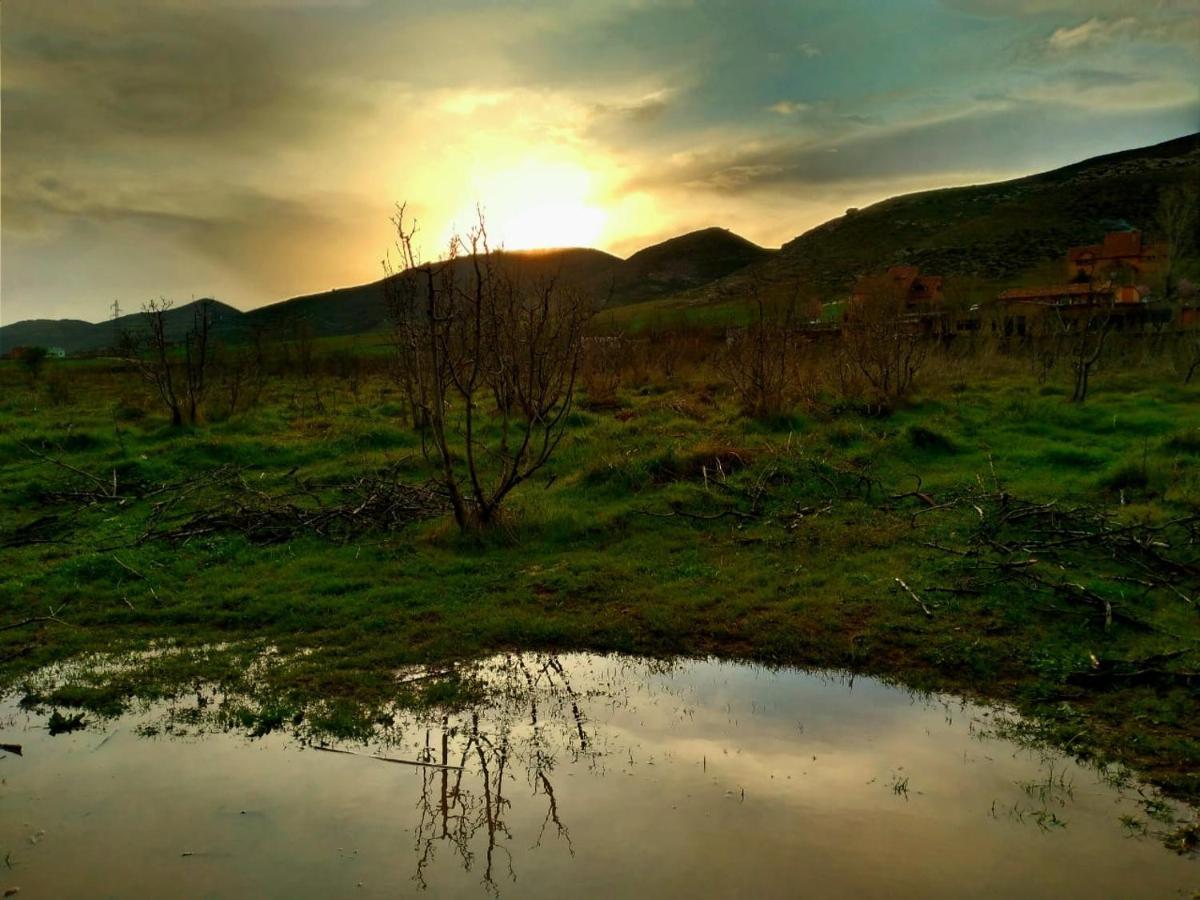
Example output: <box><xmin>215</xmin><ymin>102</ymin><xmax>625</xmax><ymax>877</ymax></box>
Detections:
<box><xmin>410</xmin><ymin>655</ymin><xmax>596</xmax><ymax>893</ymax></box>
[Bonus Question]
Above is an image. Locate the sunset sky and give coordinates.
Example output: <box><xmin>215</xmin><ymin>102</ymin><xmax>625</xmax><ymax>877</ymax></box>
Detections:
<box><xmin>2</xmin><ymin>0</ymin><xmax>1198</xmax><ymax>323</ymax></box>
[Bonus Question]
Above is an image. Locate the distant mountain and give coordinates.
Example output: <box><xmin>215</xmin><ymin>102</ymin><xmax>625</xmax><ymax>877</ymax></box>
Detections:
<box><xmin>601</xmin><ymin>228</ymin><xmax>775</xmax><ymax>306</ymax></box>
<box><xmin>0</xmin><ymin>319</ymin><xmax>101</xmax><ymax>354</ymax></box>
<box><xmin>243</xmin><ymin>247</ymin><xmax>622</xmax><ymax>339</ymax></box>
<box><xmin>1</xmin><ymin>231</ymin><xmax>769</xmax><ymax>353</ymax></box>
<box><xmin>0</xmin><ymin>300</ymin><xmax>245</xmax><ymax>355</ymax></box>
<box><xmin>8</xmin><ymin>134</ymin><xmax>1195</xmax><ymax>352</ymax></box>
<box><xmin>694</xmin><ymin>132</ymin><xmax>1200</xmax><ymax>303</ymax></box>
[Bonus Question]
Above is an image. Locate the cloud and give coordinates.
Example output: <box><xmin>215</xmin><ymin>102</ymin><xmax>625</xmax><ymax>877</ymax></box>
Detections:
<box><xmin>941</xmin><ymin>0</ymin><xmax>1164</xmax><ymax>16</ymax></box>
<box><xmin>1048</xmin><ymin>16</ymin><xmax>1137</xmax><ymax>49</ymax></box>
<box><xmin>590</xmin><ymin>90</ymin><xmax>675</xmax><ymax>124</ymax></box>
<box><xmin>1020</xmin><ymin>73</ymin><xmax>1199</xmax><ymax>110</ymax></box>
<box><xmin>3</xmin><ymin>0</ymin><xmax>1198</xmax><ymax>322</ymax></box>
<box><xmin>768</xmin><ymin>101</ymin><xmax>812</xmax><ymax>116</ymax></box>
<box><xmin>626</xmin><ymin>99</ymin><xmax>1199</xmax><ymax>197</ymax></box>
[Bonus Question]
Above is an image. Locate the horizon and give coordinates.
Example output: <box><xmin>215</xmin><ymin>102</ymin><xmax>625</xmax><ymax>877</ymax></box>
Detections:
<box><xmin>3</xmin><ymin>1</ymin><xmax>1199</xmax><ymax>324</ymax></box>
<box><xmin>2</xmin><ymin>135</ymin><xmax>1196</xmax><ymax>329</ymax></box>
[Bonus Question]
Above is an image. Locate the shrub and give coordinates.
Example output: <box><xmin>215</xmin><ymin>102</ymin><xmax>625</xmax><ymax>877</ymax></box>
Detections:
<box><xmin>44</xmin><ymin>373</ymin><xmax>73</xmax><ymax>406</ymax></box>
<box><xmin>907</xmin><ymin>424</ymin><xmax>956</xmax><ymax>454</ymax></box>
<box><xmin>1100</xmin><ymin>461</ymin><xmax>1151</xmax><ymax>494</ymax></box>
<box><xmin>1040</xmin><ymin>446</ymin><xmax>1104</xmax><ymax>469</ymax></box>
<box><xmin>114</xmin><ymin>400</ymin><xmax>148</xmax><ymax>422</ymax></box>
<box><xmin>1164</xmin><ymin>429</ymin><xmax>1200</xmax><ymax>455</ymax></box>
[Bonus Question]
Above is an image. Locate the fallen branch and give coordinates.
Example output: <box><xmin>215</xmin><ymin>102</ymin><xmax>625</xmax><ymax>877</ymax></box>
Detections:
<box><xmin>311</xmin><ymin>744</ymin><xmax>464</xmax><ymax>770</ymax></box>
<box><xmin>0</xmin><ymin>608</ymin><xmax>74</xmax><ymax>632</ymax></box>
<box><xmin>112</xmin><ymin>555</ymin><xmax>144</xmax><ymax>579</ymax></box>
<box><xmin>895</xmin><ymin>577</ymin><xmax>933</xmax><ymax>617</ymax></box>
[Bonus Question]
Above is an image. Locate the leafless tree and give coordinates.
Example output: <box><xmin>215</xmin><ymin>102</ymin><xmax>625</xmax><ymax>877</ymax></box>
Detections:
<box><xmin>720</xmin><ymin>278</ymin><xmax>814</xmax><ymax>419</ymax></box>
<box><xmin>837</xmin><ymin>282</ymin><xmax>929</xmax><ymax>410</ymax></box>
<box><xmin>1157</xmin><ymin>184</ymin><xmax>1198</xmax><ymax>305</ymax></box>
<box><xmin>1055</xmin><ymin>295</ymin><xmax>1115</xmax><ymax>403</ymax></box>
<box><xmin>385</xmin><ymin>229</ymin><xmax>431</xmax><ymax>430</ymax></box>
<box><xmin>579</xmin><ymin>331</ymin><xmax>629</xmax><ymax>409</ymax></box>
<box><xmin>215</xmin><ymin>323</ymin><xmax>272</xmax><ymax>415</ymax></box>
<box><xmin>182</xmin><ymin>299</ymin><xmax>214</xmax><ymax>424</ymax></box>
<box><xmin>122</xmin><ymin>298</ymin><xmax>214</xmax><ymax>425</ymax></box>
<box><xmin>123</xmin><ymin>298</ymin><xmax>183</xmax><ymax>425</ymax></box>
<box><xmin>17</xmin><ymin>346</ymin><xmax>49</xmax><ymax>384</ymax></box>
<box><xmin>385</xmin><ymin>205</ymin><xmax>592</xmax><ymax>530</ymax></box>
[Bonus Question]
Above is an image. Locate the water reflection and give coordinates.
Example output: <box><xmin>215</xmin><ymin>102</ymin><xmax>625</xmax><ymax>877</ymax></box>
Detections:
<box><xmin>1</xmin><ymin>652</ymin><xmax>1196</xmax><ymax>899</ymax></box>
<box><xmin>410</xmin><ymin>656</ymin><xmax>597</xmax><ymax>892</ymax></box>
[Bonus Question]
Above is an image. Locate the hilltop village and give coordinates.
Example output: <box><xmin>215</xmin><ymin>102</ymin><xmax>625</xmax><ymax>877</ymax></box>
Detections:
<box><xmin>847</xmin><ymin>230</ymin><xmax>1189</xmax><ymax>338</ymax></box>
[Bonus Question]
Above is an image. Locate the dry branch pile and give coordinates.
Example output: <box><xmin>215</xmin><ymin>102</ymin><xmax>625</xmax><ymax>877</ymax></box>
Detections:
<box><xmin>9</xmin><ymin>443</ymin><xmax>445</xmax><ymax>547</ymax></box>
<box><xmin>906</xmin><ymin>487</ymin><xmax>1199</xmax><ymax>626</ymax></box>
<box><xmin>140</xmin><ymin>467</ymin><xmax>445</xmax><ymax>545</ymax></box>
<box><xmin>896</xmin><ymin>478</ymin><xmax>1200</xmax><ymax>690</ymax></box>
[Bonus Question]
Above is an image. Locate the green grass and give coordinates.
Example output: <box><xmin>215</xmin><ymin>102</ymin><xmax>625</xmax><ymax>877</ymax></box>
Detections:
<box><xmin>1</xmin><ymin>354</ymin><xmax>1198</xmax><ymax>805</ymax></box>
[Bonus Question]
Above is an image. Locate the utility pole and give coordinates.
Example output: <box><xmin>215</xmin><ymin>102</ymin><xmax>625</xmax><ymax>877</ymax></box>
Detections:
<box><xmin>110</xmin><ymin>299</ymin><xmax>123</xmax><ymax>351</ymax></box>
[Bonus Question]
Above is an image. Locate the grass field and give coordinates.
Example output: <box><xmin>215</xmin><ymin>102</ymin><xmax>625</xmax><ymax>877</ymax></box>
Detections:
<box><xmin>1</xmin><ymin>347</ymin><xmax>1199</xmax><ymax>806</ymax></box>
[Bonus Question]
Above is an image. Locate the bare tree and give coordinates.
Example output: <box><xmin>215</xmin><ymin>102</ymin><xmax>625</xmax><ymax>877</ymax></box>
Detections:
<box><xmin>18</xmin><ymin>346</ymin><xmax>49</xmax><ymax>384</ymax></box>
<box><xmin>1055</xmin><ymin>296</ymin><xmax>1115</xmax><ymax>403</ymax></box>
<box><xmin>1157</xmin><ymin>184</ymin><xmax>1198</xmax><ymax>305</ymax></box>
<box><xmin>720</xmin><ymin>278</ymin><xmax>814</xmax><ymax>419</ymax></box>
<box><xmin>838</xmin><ymin>282</ymin><xmax>929</xmax><ymax>410</ymax></box>
<box><xmin>122</xmin><ymin>298</ymin><xmax>214</xmax><ymax>425</ymax></box>
<box><xmin>183</xmin><ymin>299</ymin><xmax>214</xmax><ymax>424</ymax></box>
<box><xmin>578</xmin><ymin>330</ymin><xmax>629</xmax><ymax>409</ymax></box>
<box><xmin>384</xmin><ymin>227</ymin><xmax>431</xmax><ymax>430</ymax></box>
<box><xmin>385</xmin><ymin>206</ymin><xmax>592</xmax><ymax>530</ymax></box>
<box><xmin>124</xmin><ymin>298</ymin><xmax>183</xmax><ymax>426</ymax></box>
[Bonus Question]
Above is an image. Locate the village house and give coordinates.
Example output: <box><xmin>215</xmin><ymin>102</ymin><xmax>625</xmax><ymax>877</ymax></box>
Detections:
<box><xmin>992</xmin><ymin>230</ymin><xmax>1174</xmax><ymax>336</ymax></box>
<box><xmin>1066</xmin><ymin>230</ymin><xmax>1166</xmax><ymax>282</ymax></box>
<box><xmin>851</xmin><ymin>265</ymin><xmax>944</xmax><ymax>308</ymax></box>
<box><xmin>994</xmin><ymin>283</ymin><xmax>1162</xmax><ymax>335</ymax></box>
<box><xmin>850</xmin><ymin>266</ymin><xmax>958</xmax><ymax>333</ymax></box>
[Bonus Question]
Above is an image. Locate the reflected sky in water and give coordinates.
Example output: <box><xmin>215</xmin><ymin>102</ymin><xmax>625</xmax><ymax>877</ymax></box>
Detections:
<box><xmin>1</xmin><ymin>653</ymin><xmax>1196</xmax><ymax>898</ymax></box>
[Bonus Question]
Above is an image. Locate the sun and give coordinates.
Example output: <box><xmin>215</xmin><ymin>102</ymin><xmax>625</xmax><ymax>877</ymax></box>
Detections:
<box><xmin>448</xmin><ymin>160</ymin><xmax>608</xmax><ymax>251</ymax></box>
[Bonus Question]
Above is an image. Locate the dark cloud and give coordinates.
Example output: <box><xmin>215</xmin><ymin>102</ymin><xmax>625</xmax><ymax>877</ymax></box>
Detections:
<box><xmin>1046</xmin><ymin>69</ymin><xmax>1148</xmax><ymax>89</ymax></box>
<box><xmin>2</xmin><ymin>4</ymin><xmax>364</xmax><ymax>157</ymax></box>
<box><xmin>630</xmin><ymin>100</ymin><xmax>1200</xmax><ymax>195</ymax></box>
<box><xmin>2</xmin><ymin>0</ymin><xmax>1197</xmax><ymax>322</ymax></box>
<box><xmin>590</xmin><ymin>95</ymin><xmax>672</xmax><ymax>125</ymax></box>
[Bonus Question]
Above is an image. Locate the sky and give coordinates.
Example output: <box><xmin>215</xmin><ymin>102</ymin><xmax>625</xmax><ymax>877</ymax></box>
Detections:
<box><xmin>2</xmin><ymin>0</ymin><xmax>1198</xmax><ymax>323</ymax></box>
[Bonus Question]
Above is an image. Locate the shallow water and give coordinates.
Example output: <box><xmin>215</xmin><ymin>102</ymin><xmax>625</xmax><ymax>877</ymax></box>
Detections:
<box><xmin>1</xmin><ymin>653</ymin><xmax>1196</xmax><ymax>898</ymax></box>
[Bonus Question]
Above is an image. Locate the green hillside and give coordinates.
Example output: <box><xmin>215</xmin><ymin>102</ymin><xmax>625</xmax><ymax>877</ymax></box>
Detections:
<box><xmin>0</xmin><ymin>300</ymin><xmax>246</xmax><ymax>355</ymax></box>
<box><xmin>6</xmin><ymin>133</ymin><xmax>1196</xmax><ymax>352</ymax></box>
<box><xmin>603</xmin><ymin>227</ymin><xmax>775</xmax><ymax>306</ymax></box>
<box><xmin>755</xmin><ymin>132</ymin><xmax>1199</xmax><ymax>300</ymax></box>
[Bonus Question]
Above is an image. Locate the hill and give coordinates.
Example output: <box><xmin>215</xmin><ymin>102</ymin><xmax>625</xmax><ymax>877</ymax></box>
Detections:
<box><xmin>243</xmin><ymin>247</ymin><xmax>622</xmax><ymax>339</ymax></box>
<box><xmin>0</xmin><ymin>319</ymin><xmax>101</xmax><ymax>354</ymax></box>
<box><xmin>602</xmin><ymin>228</ymin><xmax>775</xmax><ymax>306</ymax></box>
<box><xmin>6</xmin><ymin>133</ymin><xmax>1196</xmax><ymax>351</ymax></box>
<box><xmin>1</xmin><ymin>230</ymin><xmax>771</xmax><ymax>352</ymax></box>
<box><xmin>702</xmin><ymin>131</ymin><xmax>1200</xmax><ymax>303</ymax></box>
<box><xmin>0</xmin><ymin>300</ymin><xmax>246</xmax><ymax>355</ymax></box>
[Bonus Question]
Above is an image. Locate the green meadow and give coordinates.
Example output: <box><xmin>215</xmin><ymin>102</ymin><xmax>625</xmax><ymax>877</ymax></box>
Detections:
<box><xmin>1</xmin><ymin>348</ymin><xmax>1198</xmax><ymax>800</ymax></box>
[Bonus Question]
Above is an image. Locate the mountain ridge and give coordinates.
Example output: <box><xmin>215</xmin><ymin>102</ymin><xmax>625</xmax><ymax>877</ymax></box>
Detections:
<box><xmin>1</xmin><ymin>231</ymin><xmax>770</xmax><ymax>353</ymax></box>
<box><xmin>697</xmin><ymin>131</ymin><xmax>1200</xmax><ymax>304</ymax></box>
<box><xmin>5</xmin><ymin>132</ymin><xmax>1197</xmax><ymax>353</ymax></box>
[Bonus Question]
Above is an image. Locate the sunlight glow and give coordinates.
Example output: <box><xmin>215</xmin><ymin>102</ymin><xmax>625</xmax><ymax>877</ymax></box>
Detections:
<box><xmin>448</xmin><ymin>160</ymin><xmax>609</xmax><ymax>251</ymax></box>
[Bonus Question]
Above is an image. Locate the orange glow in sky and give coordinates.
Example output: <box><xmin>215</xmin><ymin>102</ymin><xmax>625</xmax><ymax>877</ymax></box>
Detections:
<box><xmin>447</xmin><ymin>160</ymin><xmax>609</xmax><ymax>251</ymax></box>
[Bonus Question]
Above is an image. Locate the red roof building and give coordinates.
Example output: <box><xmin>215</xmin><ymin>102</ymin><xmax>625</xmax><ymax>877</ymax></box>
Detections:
<box><xmin>1066</xmin><ymin>231</ymin><xmax>1166</xmax><ymax>281</ymax></box>
<box><xmin>852</xmin><ymin>266</ymin><xmax>944</xmax><ymax>306</ymax></box>
<box><xmin>998</xmin><ymin>282</ymin><xmax>1147</xmax><ymax>307</ymax></box>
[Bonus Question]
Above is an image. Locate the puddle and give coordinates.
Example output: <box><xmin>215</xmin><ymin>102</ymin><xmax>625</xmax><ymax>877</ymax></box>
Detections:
<box><xmin>1</xmin><ymin>653</ymin><xmax>1196</xmax><ymax>898</ymax></box>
